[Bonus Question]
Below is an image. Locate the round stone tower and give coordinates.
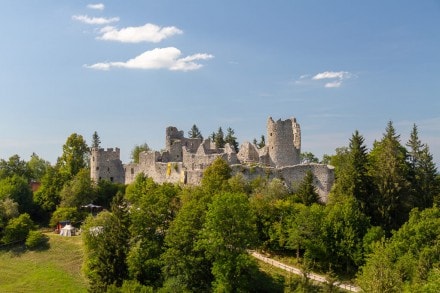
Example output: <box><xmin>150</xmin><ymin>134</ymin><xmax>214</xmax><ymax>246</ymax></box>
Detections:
<box><xmin>267</xmin><ymin>117</ymin><xmax>301</xmax><ymax>167</ymax></box>
<box><xmin>90</xmin><ymin>147</ymin><xmax>101</xmax><ymax>182</ymax></box>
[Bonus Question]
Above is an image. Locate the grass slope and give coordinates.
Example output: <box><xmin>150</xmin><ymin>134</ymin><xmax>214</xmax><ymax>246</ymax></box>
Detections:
<box><xmin>0</xmin><ymin>233</ymin><xmax>88</xmax><ymax>293</ymax></box>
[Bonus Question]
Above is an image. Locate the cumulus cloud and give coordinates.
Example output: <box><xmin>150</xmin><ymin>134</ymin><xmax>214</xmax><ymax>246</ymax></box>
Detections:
<box><xmin>72</xmin><ymin>15</ymin><xmax>119</xmax><ymax>25</ymax></box>
<box><xmin>98</xmin><ymin>23</ymin><xmax>183</xmax><ymax>43</ymax></box>
<box><xmin>87</xmin><ymin>3</ymin><xmax>105</xmax><ymax>10</ymax></box>
<box><xmin>84</xmin><ymin>47</ymin><xmax>214</xmax><ymax>71</ymax></box>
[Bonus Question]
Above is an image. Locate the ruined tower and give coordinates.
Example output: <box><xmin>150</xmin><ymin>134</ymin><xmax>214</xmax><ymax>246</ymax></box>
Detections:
<box><xmin>90</xmin><ymin>147</ymin><xmax>125</xmax><ymax>184</ymax></box>
<box><xmin>267</xmin><ymin>117</ymin><xmax>301</xmax><ymax>167</ymax></box>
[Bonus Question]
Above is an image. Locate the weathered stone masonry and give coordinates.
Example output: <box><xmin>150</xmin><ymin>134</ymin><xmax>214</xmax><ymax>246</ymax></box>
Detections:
<box><xmin>90</xmin><ymin>117</ymin><xmax>335</xmax><ymax>202</ymax></box>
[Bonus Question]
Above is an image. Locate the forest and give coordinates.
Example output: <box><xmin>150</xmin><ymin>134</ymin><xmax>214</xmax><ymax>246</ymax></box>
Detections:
<box><xmin>0</xmin><ymin>122</ymin><xmax>439</xmax><ymax>292</ymax></box>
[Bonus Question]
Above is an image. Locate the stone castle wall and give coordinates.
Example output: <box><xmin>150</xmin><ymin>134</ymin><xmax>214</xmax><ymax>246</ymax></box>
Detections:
<box><xmin>230</xmin><ymin>163</ymin><xmax>334</xmax><ymax>202</ymax></box>
<box><xmin>92</xmin><ymin>117</ymin><xmax>335</xmax><ymax>201</ymax></box>
<box><xmin>90</xmin><ymin>148</ymin><xmax>125</xmax><ymax>184</ymax></box>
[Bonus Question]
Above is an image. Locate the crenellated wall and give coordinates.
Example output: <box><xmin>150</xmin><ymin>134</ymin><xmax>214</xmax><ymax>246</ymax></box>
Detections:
<box><xmin>90</xmin><ymin>147</ymin><xmax>125</xmax><ymax>184</ymax></box>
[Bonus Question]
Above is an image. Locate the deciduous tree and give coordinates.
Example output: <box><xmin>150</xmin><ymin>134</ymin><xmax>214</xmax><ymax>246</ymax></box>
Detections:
<box><xmin>27</xmin><ymin>153</ymin><xmax>50</xmax><ymax>182</ymax></box>
<box><xmin>201</xmin><ymin>157</ymin><xmax>231</xmax><ymax>194</ymax></box>
<box><xmin>57</xmin><ymin>133</ymin><xmax>89</xmax><ymax>178</ymax></box>
<box><xmin>197</xmin><ymin>192</ymin><xmax>258</xmax><ymax>292</ymax></box>
<box><xmin>161</xmin><ymin>187</ymin><xmax>213</xmax><ymax>291</ymax></box>
<box><xmin>130</xmin><ymin>143</ymin><xmax>151</xmax><ymax>164</ymax></box>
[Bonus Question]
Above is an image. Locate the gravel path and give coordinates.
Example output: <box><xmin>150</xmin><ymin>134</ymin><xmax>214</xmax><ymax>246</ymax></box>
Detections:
<box><xmin>250</xmin><ymin>251</ymin><xmax>361</xmax><ymax>292</ymax></box>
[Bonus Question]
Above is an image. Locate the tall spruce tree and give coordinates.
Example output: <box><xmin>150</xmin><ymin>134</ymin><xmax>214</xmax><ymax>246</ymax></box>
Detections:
<box><xmin>214</xmin><ymin>127</ymin><xmax>225</xmax><ymax>148</ymax></box>
<box><xmin>294</xmin><ymin>170</ymin><xmax>320</xmax><ymax>206</ymax></box>
<box><xmin>333</xmin><ymin>131</ymin><xmax>373</xmax><ymax>216</ymax></box>
<box><xmin>224</xmin><ymin>127</ymin><xmax>239</xmax><ymax>152</ymax></box>
<box><xmin>188</xmin><ymin>124</ymin><xmax>203</xmax><ymax>139</ymax></box>
<box><xmin>92</xmin><ymin>131</ymin><xmax>101</xmax><ymax>149</ymax></box>
<box><xmin>406</xmin><ymin>124</ymin><xmax>440</xmax><ymax>209</ymax></box>
<box><xmin>368</xmin><ymin>121</ymin><xmax>410</xmax><ymax>232</ymax></box>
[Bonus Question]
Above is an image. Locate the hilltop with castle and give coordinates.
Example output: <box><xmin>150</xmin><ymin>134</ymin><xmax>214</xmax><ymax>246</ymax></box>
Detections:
<box><xmin>90</xmin><ymin>117</ymin><xmax>335</xmax><ymax>202</ymax></box>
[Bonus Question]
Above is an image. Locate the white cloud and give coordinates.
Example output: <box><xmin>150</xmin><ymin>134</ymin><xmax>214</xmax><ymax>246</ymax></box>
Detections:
<box><xmin>98</xmin><ymin>23</ymin><xmax>183</xmax><ymax>43</ymax></box>
<box><xmin>312</xmin><ymin>71</ymin><xmax>351</xmax><ymax>80</ymax></box>
<box><xmin>324</xmin><ymin>80</ymin><xmax>343</xmax><ymax>88</ymax></box>
<box><xmin>84</xmin><ymin>47</ymin><xmax>214</xmax><ymax>71</ymax></box>
<box><xmin>296</xmin><ymin>71</ymin><xmax>355</xmax><ymax>88</ymax></box>
<box><xmin>87</xmin><ymin>3</ymin><xmax>105</xmax><ymax>10</ymax></box>
<box><xmin>72</xmin><ymin>15</ymin><xmax>119</xmax><ymax>25</ymax></box>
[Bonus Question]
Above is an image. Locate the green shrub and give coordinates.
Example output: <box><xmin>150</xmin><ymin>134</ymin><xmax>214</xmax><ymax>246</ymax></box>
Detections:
<box><xmin>2</xmin><ymin>213</ymin><xmax>35</xmax><ymax>244</ymax></box>
<box><xmin>25</xmin><ymin>230</ymin><xmax>49</xmax><ymax>250</ymax></box>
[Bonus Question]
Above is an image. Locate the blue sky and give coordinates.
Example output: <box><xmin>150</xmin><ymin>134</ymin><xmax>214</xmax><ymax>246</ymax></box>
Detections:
<box><xmin>1</xmin><ymin>1</ymin><xmax>439</xmax><ymax>166</ymax></box>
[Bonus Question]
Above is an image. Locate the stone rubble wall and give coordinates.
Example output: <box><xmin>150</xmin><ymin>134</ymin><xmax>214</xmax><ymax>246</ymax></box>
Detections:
<box><xmin>92</xmin><ymin>117</ymin><xmax>335</xmax><ymax>201</ymax></box>
<box><xmin>230</xmin><ymin>163</ymin><xmax>334</xmax><ymax>202</ymax></box>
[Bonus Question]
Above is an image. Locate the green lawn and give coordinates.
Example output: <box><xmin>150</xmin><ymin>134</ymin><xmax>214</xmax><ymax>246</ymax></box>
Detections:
<box><xmin>0</xmin><ymin>233</ymin><xmax>88</xmax><ymax>293</ymax></box>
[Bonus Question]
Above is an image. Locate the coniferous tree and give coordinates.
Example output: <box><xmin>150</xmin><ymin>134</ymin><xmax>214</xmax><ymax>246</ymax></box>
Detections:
<box><xmin>214</xmin><ymin>127</ymin><xmax>225</xmax><ymax>149</ymax></box>
<box><xmin>258</xmin><ymin>135</ymin><xmax>266</xmax><ymax>149</ymax></box>
<box><xmin>188</xmin><ymin>124</ymin><xmax>203</xmax><ymax>139</ymax></box>
<box><xmin>294</xmin><ymin>170</ymin><xmax>320</xmax><ymax>205</ymax></box>
<box><xmin>333</xmin><ymin>131</ymin><xmax>373</xmax><ymax>216</ymax></box>
<box><xmin>406</xmin><ymin>124</ymin><xmax>440</xmax><ymax>209</ymax></box>
<box><xmin>225</xmin><ymin>127</ymin><xmax>239</xmax><ymax>152</ymax></box>
<box><xmin>368</xmin><ymin>121</ymin><xmax>410</xmax><ymax>232</ymax></box>
<box><xmin>92</xmin><ymin>131</ymin><xmax>101</xmax><ymax>149</ymax></box>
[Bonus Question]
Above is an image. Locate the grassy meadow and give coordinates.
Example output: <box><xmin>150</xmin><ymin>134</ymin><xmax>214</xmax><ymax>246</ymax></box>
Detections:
<box><xmin>0</xmin><ymin>233</ymin><xmax>88</xmax><ymax>293</ymax></box>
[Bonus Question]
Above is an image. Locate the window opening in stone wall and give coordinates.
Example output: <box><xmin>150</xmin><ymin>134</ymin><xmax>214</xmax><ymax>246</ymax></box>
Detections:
<box><xmin>92</xmin><ymin>157</ymin><xmax>95</xmax><ymax>161</ymax></box>
<box><xmin>108</xmin><ymin>167</ymin><xmax>110</xmax><ymax>171</ymax></box>
<box><xmin>131</xmin><ymin>168</ymin><xmax>134</xmax><ymax>174</ymax></box>
<box><xmin>96</xmin><ymin>167</ymin><xmax>99</xmax><ymax>171</ymax></box>
<box><xmin>110</xmin><ymin>177</ymin><xmax>114</xmax><ymax>182</ymax></box>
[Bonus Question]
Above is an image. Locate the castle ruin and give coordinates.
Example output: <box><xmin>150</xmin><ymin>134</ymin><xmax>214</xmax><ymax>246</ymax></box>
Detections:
<box><xmin>90</xmin><ymin>117</ymin><xmax>334</xmax><ymax>202</ymax></box>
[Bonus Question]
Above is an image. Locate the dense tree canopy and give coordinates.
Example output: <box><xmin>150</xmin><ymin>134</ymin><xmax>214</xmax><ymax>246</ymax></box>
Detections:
<box><xmin>0</xmin><ymin>122</ymin><xmax>439</xmax><ymax>292</ymax></box>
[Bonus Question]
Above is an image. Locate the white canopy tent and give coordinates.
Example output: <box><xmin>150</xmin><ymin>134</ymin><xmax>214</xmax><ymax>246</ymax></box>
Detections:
<box><xmin>60</xmin><ymin>224</ymin><xmax>75</xmax><ymax>237</ymax></box>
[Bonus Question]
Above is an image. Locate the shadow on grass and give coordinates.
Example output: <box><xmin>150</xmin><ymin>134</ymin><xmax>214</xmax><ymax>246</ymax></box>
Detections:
<box><xmin>28</xmin><ymin>241</ymin><xmax>51</xmax><ymax>252</ymax></box>
<box><xmin>1</xmin><ymin>237</ymin><xmax>51</xmax><ymax>256</ymax></box>
<box><xmin>250</xmin><ymin>268</ymin><xmax>285</xmax><ymax>293</ymax></box>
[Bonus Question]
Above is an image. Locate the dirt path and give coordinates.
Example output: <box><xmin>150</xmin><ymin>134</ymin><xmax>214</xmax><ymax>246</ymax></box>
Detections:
<box><xmin>250</xmin><ymin>251</ymin><xmax>361</xmax><ymax>292</ymax></box>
